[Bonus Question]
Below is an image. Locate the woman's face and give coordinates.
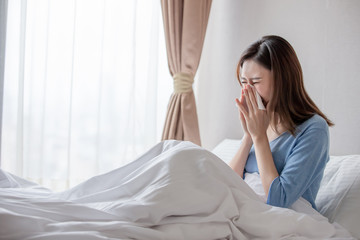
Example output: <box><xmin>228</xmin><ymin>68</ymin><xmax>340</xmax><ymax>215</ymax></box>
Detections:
<box><xmin>240</xmin><ymin>60</ymin><xmax>273</xmax><ymax>106</ymax></box>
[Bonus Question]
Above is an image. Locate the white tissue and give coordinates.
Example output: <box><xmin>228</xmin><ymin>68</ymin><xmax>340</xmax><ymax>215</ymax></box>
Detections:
<box><xmin>255</xmin><ymin>88</ymin><xmax>266</xmax><ymax>110</ymax></box>
<box><xmin>240</xmin><ymin>86</ymin><xmax>266</xmax><ymax>110</ymax></box>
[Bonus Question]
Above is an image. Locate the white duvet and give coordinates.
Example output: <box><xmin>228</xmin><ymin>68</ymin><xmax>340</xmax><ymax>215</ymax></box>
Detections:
<box><xmin>0</xmin><ymin>140</ymin><xmax>354</xmax><ymax>240</ymax></box>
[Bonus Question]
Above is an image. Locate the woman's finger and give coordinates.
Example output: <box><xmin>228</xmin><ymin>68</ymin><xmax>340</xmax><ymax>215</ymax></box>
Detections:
<box><xmin>244</xmin><ymin>87</ymin><xmax>255</xmax><ymax>113</ymax></box>
<box><xmin>239</xmin><ymin>112</ymin><xmax>247</xmax><ymax>127</ymax></box>
<box><xmin>235</xmin><ymin>97</ymin><xmax>241</xmax><ymax>107</ymax></box>
<box><xmin>240</xmin><ymin>89</ymin><xmax>249</xmax><ymax>112</ymax></box>
<box><xmin>237</xmin><ymin>99</ymin><xmax>249</xmax><ymax>120</ymax></box>
<box><xmin>248</xmin><ymin>85</ymin><xmax>258</xmax><ymax>111</ymax></box>
<box><xmin>237</xmin><ymin>90</ymin><xmax>248</xmax><ymax>110</ymax></box>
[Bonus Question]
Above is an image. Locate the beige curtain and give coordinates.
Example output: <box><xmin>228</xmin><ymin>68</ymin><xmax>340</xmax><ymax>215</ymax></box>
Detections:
<box><xmin>160</xmin><ymin>0</ymin><xmax>212</xmax><ymax>146</ymax></box>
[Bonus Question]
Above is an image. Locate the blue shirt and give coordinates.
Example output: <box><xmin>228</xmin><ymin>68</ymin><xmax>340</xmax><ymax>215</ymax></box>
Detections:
<box><xmin>244</xmin><ymin>114</ymin><xmax>330</xmax><ymax>210</ymax></box>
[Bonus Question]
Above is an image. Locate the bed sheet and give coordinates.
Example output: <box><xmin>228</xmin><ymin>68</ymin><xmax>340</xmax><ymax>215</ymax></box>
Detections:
<box><xmin>0</xmin><ymin>140</ymin><xmax>355</xmax><ymax>240</ymax></box>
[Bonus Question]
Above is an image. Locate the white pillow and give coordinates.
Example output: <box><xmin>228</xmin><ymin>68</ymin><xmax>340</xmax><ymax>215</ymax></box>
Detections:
<box><xmin>212</xmin><ymin>139</ymin><xmax>360</xmax><ymax>239</ymax></box>
<box><xmin>315</xmin><ymin>155</ymin><xmax>360</xmax><ymax>239</ymax></box>
<box><xmin>211</xmin><ymin>139</ymin><xmax>241</xmax><ymax>164</ymax></box>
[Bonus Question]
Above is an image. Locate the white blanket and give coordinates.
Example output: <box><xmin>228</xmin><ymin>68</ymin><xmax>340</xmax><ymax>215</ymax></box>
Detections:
<box><xmin>0</xmin><ymin>140</ymin><xmax>354</xmax><ymax>240</ymax></box>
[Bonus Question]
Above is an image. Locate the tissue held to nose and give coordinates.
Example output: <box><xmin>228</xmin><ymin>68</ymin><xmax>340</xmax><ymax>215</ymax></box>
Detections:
<box><xmin>255</xmin><ymin>89</ymin><xmax>266</xmax><ymax>110</ymax></box>
<box><xmin>240</xmin><ymin>85</ymin><xmax>266</xmax><ymax>110</ymax></box>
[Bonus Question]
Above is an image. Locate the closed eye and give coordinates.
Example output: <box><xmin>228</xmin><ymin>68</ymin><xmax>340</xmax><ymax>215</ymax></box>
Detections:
<box><xmin>241</xmin><ymin>77</ymin><xmax>261</xmax><ymax>85</ymax></box>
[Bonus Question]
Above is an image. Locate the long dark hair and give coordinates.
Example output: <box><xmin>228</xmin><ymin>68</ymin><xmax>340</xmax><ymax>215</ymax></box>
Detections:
<box><xmin>236</xmin><ymin>35</ymin><xmax>333</xmax><ymax>135</ymax></box>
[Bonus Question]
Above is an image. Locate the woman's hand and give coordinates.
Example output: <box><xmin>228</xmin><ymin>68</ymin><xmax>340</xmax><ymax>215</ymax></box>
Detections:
<box><xmin>236</xmin><ymin>89</ymin><xmax>251</xmax><ymax>140</ymax></box>
<box><xmin>238</xmin><ymin>85</ymin><xmax>278</xmax><ymax>196</ymax></box>
<box><xmin>237</xmin><ymin>85</ymin><xmax>270</xmax><ymax>141</ymax></box>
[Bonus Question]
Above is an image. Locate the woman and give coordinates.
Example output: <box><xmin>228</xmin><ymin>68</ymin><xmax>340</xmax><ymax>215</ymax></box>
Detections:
<box><xmin>230</xmin><ymin>35</ymin><xmax>334</xmax><ymax>210</ymax></box>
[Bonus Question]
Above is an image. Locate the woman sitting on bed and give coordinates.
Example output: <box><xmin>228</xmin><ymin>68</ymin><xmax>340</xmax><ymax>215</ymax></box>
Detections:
<box><xmin>230</xmin><ymin>35</ymin><xmax>334</xmax><ymax>210</ymax></box>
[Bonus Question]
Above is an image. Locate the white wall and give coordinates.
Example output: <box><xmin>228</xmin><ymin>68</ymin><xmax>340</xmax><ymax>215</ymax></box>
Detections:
<box><xmin>196</xmin><ymin>0</ymin><xmax>360</xmax><ymax>155</ymax></box>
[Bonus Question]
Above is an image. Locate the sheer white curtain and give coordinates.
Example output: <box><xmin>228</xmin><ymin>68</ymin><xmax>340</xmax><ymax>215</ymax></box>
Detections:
<box><xmin>2</xmin><ymin>0</ymin><xmax>172</xmax><ymax>191</ymax></box>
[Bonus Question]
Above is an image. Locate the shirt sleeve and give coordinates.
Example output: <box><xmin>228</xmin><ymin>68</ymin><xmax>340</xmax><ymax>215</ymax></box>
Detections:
<box><xmin>266</xmin><ymin>125</ymin><xmax>329</xmax><ymax>208</ymax></box>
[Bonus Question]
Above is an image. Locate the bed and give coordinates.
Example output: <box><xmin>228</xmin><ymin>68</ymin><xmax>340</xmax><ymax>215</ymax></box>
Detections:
<box><xmin>0</xmin><ymin>139</ymin><xmax>359</xmax><ymax>239</ymax></box>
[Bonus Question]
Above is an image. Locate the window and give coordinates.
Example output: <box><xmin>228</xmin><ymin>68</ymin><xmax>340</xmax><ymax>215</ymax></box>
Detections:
<box><xmin>2</xmin><ymin>0</ymin><xmax>172</xmax><ymax>191</ymax></box>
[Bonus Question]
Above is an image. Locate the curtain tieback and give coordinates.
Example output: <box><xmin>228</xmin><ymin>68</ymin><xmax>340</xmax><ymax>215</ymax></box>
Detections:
<box><xmin>173</xmin><ymin>72</ymin><xmax>194</xmax><ymax>93</ymax></box>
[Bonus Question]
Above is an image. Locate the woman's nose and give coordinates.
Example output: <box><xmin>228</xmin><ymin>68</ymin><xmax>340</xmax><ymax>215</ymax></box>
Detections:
<box><xmin>243</xmin><ymin>83</ymin><xmax>252</xmax><ymax>88</ymax></box>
